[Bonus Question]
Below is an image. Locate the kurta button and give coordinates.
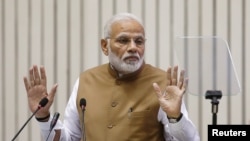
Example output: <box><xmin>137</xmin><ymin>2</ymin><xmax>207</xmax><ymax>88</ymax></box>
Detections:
<box><xmin>107</xmin><ymin>124</ymin><xmax>113</xmax><ymax>128</ymax></box>
<box><xmin>111</xmin><ymin>102</ymin><xmax>117</xmax><ymax>107</ymax></box>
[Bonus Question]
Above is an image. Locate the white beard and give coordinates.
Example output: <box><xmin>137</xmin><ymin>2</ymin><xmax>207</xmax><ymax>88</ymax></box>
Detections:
<box><xmin>108</xmin><ymin>48</ymin><xmax>144</xmax><ymax>74</ymax></box>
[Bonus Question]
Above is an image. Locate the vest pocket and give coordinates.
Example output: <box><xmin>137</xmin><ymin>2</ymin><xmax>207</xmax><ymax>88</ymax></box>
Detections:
<box><xmin>128</xmin><ymin>109</ymin><xmax>154</xmax><ymax>125</ymax></box>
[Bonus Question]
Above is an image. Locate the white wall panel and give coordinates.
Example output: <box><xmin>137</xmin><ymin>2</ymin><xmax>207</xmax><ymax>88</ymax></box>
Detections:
<box><xmin>230</xmin><ymin>0</ymin><xmax>243</xmax><ymax>124</ymax></box>
<box><xmin>0</xmin><ymin>0</ymin><xmax>249</xmax><ymax>141</ymax></box>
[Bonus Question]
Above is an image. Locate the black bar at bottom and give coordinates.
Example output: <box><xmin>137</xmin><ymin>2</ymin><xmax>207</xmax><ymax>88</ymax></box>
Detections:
<box><xmin>208</xmin><ymin>125</ymin><xmax>250</xmax><ymax>141</ymax></box>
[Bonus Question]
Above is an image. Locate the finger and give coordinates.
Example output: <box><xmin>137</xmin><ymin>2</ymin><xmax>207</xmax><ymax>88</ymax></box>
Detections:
<box><xmin>40</xmin><ymin>66</ymin><xmax>47</xmax><ymax>86</ymax></box>
<box><xmin>23</xmin><ymin>77</ymin><xmax>30</xmax><ymax>92</ymax></box>
<box><xmin>182</xmin><ymin>78</ymin><xmax>188</xmax><ymax>93</ymax></box>
<box><xmin>178</xmin><ymin>70</ymin><xmax>185</xmax><ymax>88</ymax></box>
<box><xmin>152</xmin><ymin>83</ymin><xmax>163</xmax><ymax>98</ymax></box>
<box><xmin>33</xmin><ymin>65</ymin><xmax>41</xmax><ymax>85</ymax></box>
<box><xmin>166</xmin><ymin>67</ymin><xmax>172</xmax><ymax>86</ymax></box>
<box><xmin>29</xmin><ymin>66</ymin><xmax>35</xmax><ymax>86</ymax></box>
<box><xmin>172</xmin><ymin>66</ymin><xmax>178</xmax><ymax>85</ymax></box>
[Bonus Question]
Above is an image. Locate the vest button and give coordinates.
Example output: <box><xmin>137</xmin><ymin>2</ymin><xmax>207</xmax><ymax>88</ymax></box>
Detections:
<box><xmin>111</xmin><ymin>102</ymin><xmax>118</xmax><ymax>107</ymax></box>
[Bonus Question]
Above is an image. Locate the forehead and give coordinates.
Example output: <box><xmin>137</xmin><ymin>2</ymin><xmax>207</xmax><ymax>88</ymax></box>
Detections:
<box><xmin>110</xmin><ymin>20</ymin><xmax>145</xmax><ymax>37</ymax></box>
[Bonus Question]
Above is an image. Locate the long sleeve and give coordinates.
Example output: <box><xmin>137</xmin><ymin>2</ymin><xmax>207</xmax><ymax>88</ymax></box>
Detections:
<box><xmin>158</xmin><ymin>99</ymin><xmax>200</xmax><ymax>141</ymax></box>
<box><xmin>38</xmin><ymin>77</ymin><xmax>200</xmax><ymax>141</ymax></box>
<box><xmin>38</xmin><ymin>78</ymin><xmax>81</xmax><ymax>141</ymax></box>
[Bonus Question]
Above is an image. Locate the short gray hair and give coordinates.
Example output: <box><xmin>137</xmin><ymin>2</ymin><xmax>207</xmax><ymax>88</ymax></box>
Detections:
<box><xmin>103</xmin><ymin>13</ymin><xmax>144</xmax><ymax>39</ymax></box>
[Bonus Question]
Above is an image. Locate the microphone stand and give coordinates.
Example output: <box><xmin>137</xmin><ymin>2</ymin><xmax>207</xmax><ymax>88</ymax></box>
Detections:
<box><xmin>205</xmin><ymin>90</ymin><xmax>222</xmax><ymax>125</ymax></box>
<box><xmin>81</xmin><ymin>108</ymin><xmax>86</xmax><ymax>141</ymax></box>
<box><xmin>80</xmin><ymin>98</ymin><xmax>87</xmax><ymax>141</ymax></box>
<box><xmin>11</xmin><ymin>107</ymin><xmax>41</xmax><ymax>141</ymax></box>
<box><xmin>11</xmin><ymin>97</ymin><xmax>48</xmax><ymax>141</ymax></box>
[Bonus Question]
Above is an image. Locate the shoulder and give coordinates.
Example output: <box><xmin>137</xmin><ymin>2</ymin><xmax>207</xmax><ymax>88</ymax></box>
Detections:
<box><xmin>143</xmin><ymin>64</ymin><xmax>166</xmax><ymax>75</ymax></box>
<box><xmin>80</xmin><ymin>63</ymin><xmax>109</xmax><ymax>76</ymax></box>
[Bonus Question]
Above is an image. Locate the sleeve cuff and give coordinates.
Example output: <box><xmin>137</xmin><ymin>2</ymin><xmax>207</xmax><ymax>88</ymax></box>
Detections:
<box><xmin>38</xmin><ymin>115</ymin><xmax>63</xmax><ymax>131</ymax></box>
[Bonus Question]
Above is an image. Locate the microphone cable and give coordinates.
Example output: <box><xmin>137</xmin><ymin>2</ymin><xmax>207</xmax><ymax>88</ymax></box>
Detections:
<box><xmin>45</xmin><ymin>112</ymin><xmax>60</xmax><ymax>141</ymax></box>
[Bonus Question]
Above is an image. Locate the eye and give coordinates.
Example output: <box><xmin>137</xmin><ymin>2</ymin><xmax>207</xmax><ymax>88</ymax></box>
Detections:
<box><xmin>116</xmin><ymin>37</ymin><xmax>130</xmax><ymax>45</ymax></box>
<box><xmin>134</xmin><ymin>38</ymin><xmax>145</xmax><ymax>45</ymax></box>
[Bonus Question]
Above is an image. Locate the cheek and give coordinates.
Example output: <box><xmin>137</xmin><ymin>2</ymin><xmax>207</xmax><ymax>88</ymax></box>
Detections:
<box><xmin>117</xmin><ymin>49</ymin><xmax>127</xmax><ymax>58</ymax></box>
<box><xmin>138</xmin><ymin>48</ymin><xmax>145</xmax><ymax>57</ymax></box>
<box><xmin>109</xmin><ymin>47</ymin><xmax>125</xmax><ymax>58</ymax></box>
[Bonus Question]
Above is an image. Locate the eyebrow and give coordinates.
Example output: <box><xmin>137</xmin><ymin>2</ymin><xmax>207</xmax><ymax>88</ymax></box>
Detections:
<box><xmin>115</xmin><ymin>34</ymin><xmax>145</xmax><ymax>39</ymax></box>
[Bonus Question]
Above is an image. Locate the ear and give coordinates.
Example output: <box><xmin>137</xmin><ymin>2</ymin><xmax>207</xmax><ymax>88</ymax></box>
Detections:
<box><xmin>101</xmin><ymin>39</ymin><xmax>109</xmax><ymax>56</ymax></box>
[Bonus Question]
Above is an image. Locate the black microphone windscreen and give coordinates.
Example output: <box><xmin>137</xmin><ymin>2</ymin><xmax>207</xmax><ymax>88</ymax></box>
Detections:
<box><xmin>80</xmin><ymin>98</ymin><xmax>86</xmax><ymax>107</ymax></box>
<box><xmin>39</xmin><ymin>97</ymin><xmax>49</xmax><ymax>107</ymax></box>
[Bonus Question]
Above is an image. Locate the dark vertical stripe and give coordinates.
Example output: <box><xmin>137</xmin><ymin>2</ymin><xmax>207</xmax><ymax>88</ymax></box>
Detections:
<box><xmin>1</xmin><ymin>0</ymin><xmax>5</xmax><ymax>140</ymax></box>
<box><xmin>227</xmin><ymin>0</ymin><xmax>232</xmax><ymax>124</ymax></box>
<box><xmin>128</xmin><ymin>0</ymin><xmax>131</xmax><ymax>12</ymax></box>
<box><xmin>113</xmin><ymin>0</ymin><xmax>116</xmax><ymax>14</ymax></box>
<box><xmin>198</xmin><ymin>0</ymin><xmax>203</xmax><ymax>138</ymax></box>
<box><xmin>53</xmin><ymin>0</ymin><xmax>58</xmax><ymax>112</ymax></box>
<box><xmin>28</xmin><ymin>0</ymin><xmax>32</xmax><ymax>71</ymax></box>
<box><xmin>169</xmin><ymin>0</ymin><xmax>173</xmax><ymax>65</ymax></box>
<box><xmin>98</xmin><ymin>0</ymin><xmax>103</xmax><ymax>65</ymax></box>
<box><xmin>80</xmin><ymin>0</ymin><xmax>84</xmax><ymax>75</ymax></box>
<box><xmin>155</xmin><ymin>0</ymin><xmax>159</xmax><ymax>67</ymax></box>
<box><xmin>67</xmin><ymin>0</ymin><xmax>71</xmax><ymax>100</ymax></box>
<box><xmin>212</xmin><ymin>0</ymin><xmax>217</xmax><ymax>90</ymax></box>
<box><xmin>184</xmin><ymin>0</ymin><xmax>188</xmax><ymax>36</ymax></box>
<box><xmin>14</xmin><ymin>0</ymin><xmax>19</xmax><ymax>135</ymax></box>
<box><xmin>40</xmin><ymin>2</ymin><xmax>45</xmax><ymax>139</ymax></box>
<box><xmin>213</xmin><ymin>0</ymin><xmax>216</xmax><ymax>35</ymax></box>
<box><xmin>241</xmin><ymin>0</ymin><xmax>246</xmax><ymax>123</ymax></box>
<box><xmin>140</xmin><ymin>0</ymin><xmax>146</xmax><ymax>58</ymax></box>
<box><xmin>27</xmin><ymin>0</ymin><xmax>32</xmax><ymax>140</ymax></box>
<box><xmin>39</xmin><ymin>5</ymin><xmax>45</xmax><ymax>136</ymax></box>
<box><xmin>41</xmin><ymin>0</ymin><xmax>45</xmax><ymax>64</ymax></box>
<box><xmin>141</xmin><ymin>0</ymin><xmax>145</xmax><ymax>26</ymax></box>
<box><xmin>141</xmin><ymin>0</ymin><xmax>145</xmax><ymax>24</ymax></box>
<box><xmin>183</xmin><ymin>0</ymin><xmax>188</xmax><ymax>107</ymax></box>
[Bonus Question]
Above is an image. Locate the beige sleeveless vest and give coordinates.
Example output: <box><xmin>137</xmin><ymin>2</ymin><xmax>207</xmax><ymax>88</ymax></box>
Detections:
<box><xmin>77</xmin><ymin>63</ymin><xmax>166</xmax><ymax>141</ymax></box>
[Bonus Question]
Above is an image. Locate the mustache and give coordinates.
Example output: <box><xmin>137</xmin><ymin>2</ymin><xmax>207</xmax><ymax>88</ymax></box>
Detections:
<box><xmin>122</xmin><ymin>53</ymin><xmax>140</xmax><ymax>60</ymax></box>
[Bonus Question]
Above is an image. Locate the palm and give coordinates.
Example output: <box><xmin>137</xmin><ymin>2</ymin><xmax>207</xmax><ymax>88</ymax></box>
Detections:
<box><xmin>27</xmin><ymin>85</ymin><xmax>48</xmax><ymax>112</ymax></box>
<box><xmin>23</xmin><ymin>65</ymin><xmax>58</xmax><ymax>117</ymax></box>
<box><xmin>153</xmin><ymin>66</ymin><xmax>187</xmax><ymax>118</ymax></box>
<box><xmin>159</xmin><ymin>86</ymin><xmax>183</xmax><ymax>115</ymax></box>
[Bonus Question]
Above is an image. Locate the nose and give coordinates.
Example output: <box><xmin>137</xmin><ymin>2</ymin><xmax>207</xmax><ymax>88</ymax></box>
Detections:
<box><xmin>127</xmin><ymin>40</ymin><xmax>137</xmax><ymax>53</ymax></box>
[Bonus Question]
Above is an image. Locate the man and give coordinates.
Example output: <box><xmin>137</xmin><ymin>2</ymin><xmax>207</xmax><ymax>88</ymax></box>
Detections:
<box><xmin>23</xmin><ymin>12</ymin><xmax>200</xmax><ymax>141</ymax></box>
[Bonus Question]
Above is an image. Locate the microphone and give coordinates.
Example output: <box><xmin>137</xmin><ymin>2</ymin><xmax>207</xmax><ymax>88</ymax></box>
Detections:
<box><xmin>11</xmin><ymin>97</ymin><xmax>49</xmax><ymax>141</ymax></box>
<box><xmin>80</xmin><ymin>98</ymin><xmax>87</xmax><ymax>141</ymax></box>
<box><xmin>80</xmin><ymin>98</ymin><xmax>86</xmax><ymax>111</ymax></box>
<box><xmin>45</xmin><ymin>112</ymin><xmax>60</xmax><ymax>141</ymax></box>
<box><xmin>50</xmin><ymin>112</ymin><xmax>60</xmax><ymax>131</ymax></box>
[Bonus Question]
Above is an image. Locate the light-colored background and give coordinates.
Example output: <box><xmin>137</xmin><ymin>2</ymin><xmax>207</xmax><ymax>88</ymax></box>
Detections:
<box><xmin>0</xmin><ymin>0</ymin><xmax>249</xmax><ymax>141</ymax></box>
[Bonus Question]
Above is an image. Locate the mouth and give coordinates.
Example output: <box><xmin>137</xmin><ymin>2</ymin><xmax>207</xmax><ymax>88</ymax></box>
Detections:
<box><xmin>124</xmin><ymin>56</ymin><xmax>139</xmax><ymax>62</ymax></box>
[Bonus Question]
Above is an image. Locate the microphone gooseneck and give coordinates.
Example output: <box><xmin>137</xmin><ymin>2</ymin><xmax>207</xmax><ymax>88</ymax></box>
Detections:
<box><xmin>80</xmin><ymin>98</ymin><xmax>87</xmax><ymax>141</ymax></box>
<box><xmin>11</xmin><ymin>97</ymin><xmax>49</xmax><ymax>141</ymax></box>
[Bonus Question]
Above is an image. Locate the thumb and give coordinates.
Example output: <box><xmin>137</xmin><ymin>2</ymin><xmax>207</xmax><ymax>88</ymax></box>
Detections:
<box><xmin>47</xmin><ymin>83</ymin><xmax>58</xmax><ymax>100</ymax></box>
<box><xmin>152</xmin><ymin>83</ymin><xmax>163</xmax><ymax>98</ymax></box>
